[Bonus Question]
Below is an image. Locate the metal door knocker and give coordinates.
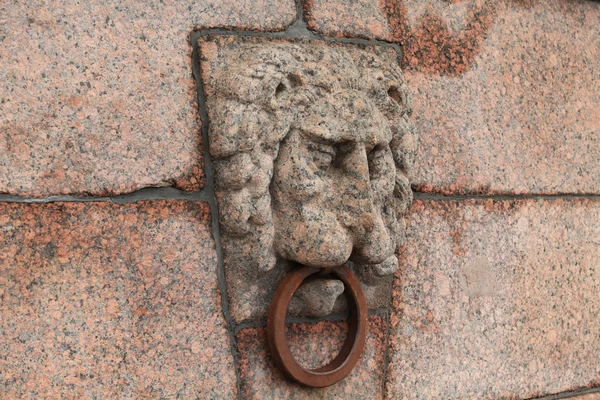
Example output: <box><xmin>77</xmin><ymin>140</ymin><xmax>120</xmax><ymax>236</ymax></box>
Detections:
<box><xmin>267</xmin><ymin>265</ymin><xmax>367</xmax><ymax>387</ymax></box>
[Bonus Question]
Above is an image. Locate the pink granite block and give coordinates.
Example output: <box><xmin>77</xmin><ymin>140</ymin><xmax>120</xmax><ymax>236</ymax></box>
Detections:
<box><xmin>0</xmin><ymin>201</ymin><xmax>237</xmax><ymax>398</ymax></box>
<box><xmin>304</xmin><ymin>0</ymin><xmax>395</xmax><ymax>41</ymax></box>
<box><xmin>237</xmin><ymin>315</ymin><xmax>387</xmax><ymax>399</ymax></box>
<box><xmin>386</xmin><ymin>199</ymin><xmax>600</xmax><ymax>399</ymax></box>
<box><xmin>0</xmin><ymin>0</ymin><xmax>296</xmax><ymax>197</ymax></box>
<box><xmin>407</xmin><ymin>0</ymin><xmax>600</xmax><ymax>195</ymax></box>
<box><xmin>304</xmin><ymin>0</ymin><xmax>600</xmax><ymax>195</ymax></box>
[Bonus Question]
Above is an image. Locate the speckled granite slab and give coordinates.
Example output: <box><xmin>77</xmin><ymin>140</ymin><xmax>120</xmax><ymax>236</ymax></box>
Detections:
<box><xmin>387</xmin><ymin>199</ymin><xmax>600</xmax><ymax>399</ymax></box>
<box><xmin>0</xmin><ymin>201</ymin><xmax>237</xmax><ymax>398</ymax></box>
<box><xmin>0</xmin><ymin>0</ymin><xmax>296</xmax><ymax>197</ymax></box>
<box><xmin>237</xmin><ymin>314</ymin><xmax>387</xmax><ymax>399</ymax></box>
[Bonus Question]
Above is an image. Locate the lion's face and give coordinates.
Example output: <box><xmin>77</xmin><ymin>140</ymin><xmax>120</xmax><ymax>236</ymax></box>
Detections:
<box><xmin>272</xmin><ymin>90</ymin><xmax>398</xmax><ymax>273</ymax></box>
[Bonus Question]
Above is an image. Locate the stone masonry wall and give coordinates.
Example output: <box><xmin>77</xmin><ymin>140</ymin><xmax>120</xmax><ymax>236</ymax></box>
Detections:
<box><xmin>1</xmin><ymin>1</ymin><xmax>599</xmax><ymax>399</ymax></box>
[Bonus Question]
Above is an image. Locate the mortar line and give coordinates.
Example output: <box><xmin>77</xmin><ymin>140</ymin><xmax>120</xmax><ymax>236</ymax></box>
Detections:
<box><xmin>192</xmin><ymin>27</ymin><xmax>402</xmax><ymax>51</ymax></box>
<box><xmin>285</xmin><ymin>0</ymin><xmax>403</xmax><ymax>56</ymax></box>
<box><xmin>2</xmin><ymin>189</ymin><xmax>598</xmax><ymax>205</ymax></box>
<box><xmin>529</xmin><ymin>387</ymin><xmax>600</xmax><ymax>399</ymax></box>
<box><xmin>413</xmin><ymin>192</ymin><xmax>600</xmax><ymax>201</ymax></box>
<box><xmin>192</xmin><ymin>19</ymin><xmax>402</xmax><ymax>53</ymax></box>
<box><xmin>233</xmin><ymin>307</ymin><xmax>389</xmax><ymax>334</ymax></box>
<box><xmin>234</xmin><ymin>320</ymin><xmax>268</xmax><ymax>334</ymax></box>
<box><xmin>291</xmin><ymin>0</ymin><xmax>308</xmax><ymax>33</ymax></box>
<box><xmin>0</xmin><ymin>187</ymin><xmax>210</xmax><ymax>204</ymax></box>
<box><xmin>380</xmin><ymin>302</ymin><xmax>392</xmax><ymax>399</ymax></box>
<box><xmin>189</xmin><ymin>0</ymin><xmax>403</xmax><ymax>49</ymax></box>
<box><xmin>189</xmin><ymin>31</ymin><xmax>243</xmax><ymax>399</ymax></box>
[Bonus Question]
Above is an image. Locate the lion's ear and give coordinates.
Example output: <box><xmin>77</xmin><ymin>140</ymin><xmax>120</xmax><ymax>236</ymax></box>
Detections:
<box><xmin>400</xmin><ymin>83</ymin><xmax>414</xmax><ymax>116</ymax></box>
<box><xmin>394</xmin><ymin>173</ymin><xmax>413</xmax><ymax>216</ymax></box>
<box><xmin>270</xmin><ymin>72</ymin><xmax>301</xmax><ymax>97</ymax></box>
<box><xmin>390</xmin><ymin>116</ymin><xmax>418</xmax><ymax>173</ymax></box>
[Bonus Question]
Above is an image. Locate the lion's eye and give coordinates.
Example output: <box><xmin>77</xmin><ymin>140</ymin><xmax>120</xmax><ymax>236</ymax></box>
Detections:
<box><xmin>274</xmin><ymin>73</ymin><xmax>303</xmax><ymax>97</ymax></box>
<box><xmin>307</xmin><ymin>143</ymin><xmax>335</xmax><ymax>172</ymax></box>
<box><xmin>387</xmin><ymin>86</ymin><xmax>402</xmax><ymax>105</ymax></box>
<box><xmin>262</xmin><ymin>142</ymin><xmax>279</xmax><ymax>159</ymax></box>
<box><xmin>368</xmin><ymin>145</ymin><xmax>387</xmax><ymax>180</ymax></box>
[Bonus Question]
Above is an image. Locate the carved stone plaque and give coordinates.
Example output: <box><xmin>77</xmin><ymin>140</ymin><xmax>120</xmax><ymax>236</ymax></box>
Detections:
<box><xmin>198</xmin><ymin>36</ymin><xmax>416</xmax><ymax>323</ymax></box>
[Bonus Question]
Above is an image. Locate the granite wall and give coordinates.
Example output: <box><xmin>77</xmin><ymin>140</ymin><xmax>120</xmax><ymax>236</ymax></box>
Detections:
<box><xmin>1</xmin><ymin>0</ymin><xmax>599</xmax><ymax>399</ymax></box>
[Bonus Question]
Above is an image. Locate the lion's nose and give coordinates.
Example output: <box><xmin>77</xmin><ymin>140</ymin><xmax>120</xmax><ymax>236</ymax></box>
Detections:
<box><xmin>338</xmin><ymin>146</ymin><xmax>374</xmax><ymax>220</ymax></box>
<box><xmin>353</xmin><ymin>210</ymin><xmax>394</xmax><ymax>264</ymax></box>
<box><xmin>360</xmin><ymin>213</ymin><xmax>374</xmax><ymax>232</ymax></box>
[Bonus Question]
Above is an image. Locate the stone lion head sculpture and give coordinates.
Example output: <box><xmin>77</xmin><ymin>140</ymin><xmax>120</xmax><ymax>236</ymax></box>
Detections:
<box><xmin>199</xmin><ymin>36</ymin><xmax>417</xmax><ymax>322</ymax></box>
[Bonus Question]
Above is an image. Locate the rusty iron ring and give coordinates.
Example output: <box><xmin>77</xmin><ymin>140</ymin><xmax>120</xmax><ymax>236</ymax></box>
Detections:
<box><xmin>267</xmin><ymin>264</ymin><xmax>368</xmax><ymax>388</ymax></box>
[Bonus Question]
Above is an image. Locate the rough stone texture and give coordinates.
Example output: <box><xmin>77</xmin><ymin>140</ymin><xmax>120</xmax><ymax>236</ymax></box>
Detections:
<box><xmin>0</xmin><ymin>1</ymin><xmax>296</xmax><ymax>197</ymax></box>
<box><xmin>237</xmin><ymin>314</ymin><xmax>387</xmax><ymax>399</ymax></box>
<box><xmin>387</xmin><ymin>199</ymin><xmax>600</xmax><ymax>399</ymax></box>
<box><xmin>0</xmin><ymin>201</ymin><xmax>237</xmax><ymax>398</ymax></box>
<box><xmin>574</xmin><ymin>393</ymin><xmax>600</xmax><ymax>400</ymax></box>
<box><xmin>305</xmin><ymin>0</ymin><xmax>600</xmax><ymax>195</ymax></box>
<box><xmin>304</xmin><ymin>0</ymin><xmax>393</xmax><ymax>40</ymax></box>
<box><xmin>199</xmin><ymin>35</ymin><xmax>416</xmax><ymax>323</ymax></box>
<box><xmin>304</xmin><ymin>0</ymin><xmax>496</xmax><ymax>49</ymax></box>
<box><xmin>407</xmin><ymin>0</ymin><xmax>600</xmax><ymax>195</ymax></box>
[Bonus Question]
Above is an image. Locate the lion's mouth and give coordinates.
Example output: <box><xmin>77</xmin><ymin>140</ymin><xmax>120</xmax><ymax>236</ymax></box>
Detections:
<box><xmin>370</xmin><ymin>255</ymin><xmax>400</xmax><ymax>276</ymax></box>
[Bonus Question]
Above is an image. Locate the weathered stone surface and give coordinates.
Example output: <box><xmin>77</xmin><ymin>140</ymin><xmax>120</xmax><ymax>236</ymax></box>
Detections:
<box><xmin>237</xmin><ymin>314</ymin><xmax>387</xmax><ymax>399</ymax></box>
<box><xmin>305</xmin><ymin>0</ymin><xmax>600</xmax><ymax>195</ymax></box>
<box><xmin>199</xmin><ymin>35</ymin><xmax>416</xmax><ymax>322</ymax></box>
<box><xmin>0</xmin><ymin>1</ymin><xmax>296</xmax><ymax>197</ymax></box>
<box><xmin>387</xmin><ymin>199</ymin><xmax>600</xmax><ymax>399</ymax></box>
<box><xmin>304</xmin><ymin>0</ymin><xmax>394</xmax><ymax>40</ymax></box>
<box><xmin>574</xmin><ymin>392</ymin><xmax>600</xmax><ymax>400</ymax></box>
<box><xmin>408</xmin><ymin>0</ymin><xmax>600</xmax><ymax>195</ymax></box>
<box><xmin>304</xmin><ymin>0</ymin><xmax>495</xmax><ymax>52</ymax></box>
<box><xmin>0</xmin><ymin>201</ymin><xmax>237</xmax><ymax>398</ymax></box>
